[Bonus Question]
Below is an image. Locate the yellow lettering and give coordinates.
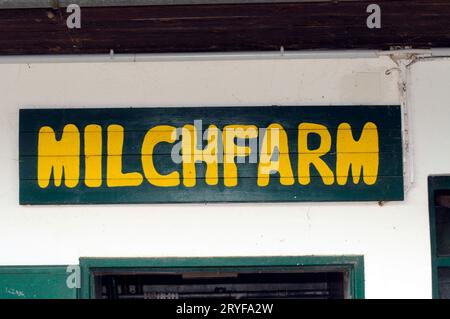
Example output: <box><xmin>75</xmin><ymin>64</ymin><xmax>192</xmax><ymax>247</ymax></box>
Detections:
<box><xmin>37</xmin><ymin>124</ymin><xmax>80</xmax><ymax>188</ymax></box>
<box><xmin>141</xmin><ymin>125</ymin><xmax>180</xmax><ymax>187</ymax></box>
<box><xmin>107</xmin><ymin>124</ymin><xmax>143</xmax><ymax>187</ymax></box>
<box><xmin>336</xmin><ymin>122</ymin><xmax>379</xmax><ymax>185</ymax></box>
<box><xmin>223</xmin><ymin>125</ymin><xmax>258</xmax><ymax>187</ymax></box>
<box><xmin>257</xmin><ymin>124</ymin><xmax>294</xmax><ymax>186</ymax></box>
<box><xmin>298</xmin><ymin>123</ymin><xmax>334</xmax><ymax>185</ymax></box>
<box><xmin>84</xmin><ymin>124</ymin><xmax>102</xmax><ymax>187</ymax></box>
<box><xmin>182</xmin><ymin>124</ymin><xmax>219</xmax><ymax>187</ymax></box>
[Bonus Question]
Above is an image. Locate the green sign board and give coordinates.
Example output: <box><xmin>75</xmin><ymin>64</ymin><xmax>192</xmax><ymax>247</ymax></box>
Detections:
<box><xmin>19</xmin><ymin>106</ymin><xmax>404</xmax><ymax>204</ymax></box>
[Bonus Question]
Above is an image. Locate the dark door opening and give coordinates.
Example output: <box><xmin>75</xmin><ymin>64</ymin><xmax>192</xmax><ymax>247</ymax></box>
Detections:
<box><xmin>428</xmin><ymin>176</ymin><xmax>450</xmax><ymax>298</ymax></box>
<box><xmin>433</xmin><ymin>188</ymin><xmax>450</xmax><ymax>298</ymax></box>
<box><xmin>93</xmin><ymin>269</ymin><xmax>349</xmax><ymax>299</ymax></box>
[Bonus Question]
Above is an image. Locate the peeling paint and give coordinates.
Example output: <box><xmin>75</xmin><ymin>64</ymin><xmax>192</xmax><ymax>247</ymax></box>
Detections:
<box><xmin>5</xmin><ymin>287</ymin><xmax>25</xmax><ymax>297</ymax></box>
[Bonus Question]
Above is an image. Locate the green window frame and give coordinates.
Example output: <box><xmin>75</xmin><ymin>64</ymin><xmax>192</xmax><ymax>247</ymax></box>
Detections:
<box><xmin>429</xmin><ymin>175</ymin><xmax>450</xmax><ymax>298</ymax></box>
<box><xmin>0</xmin><ymin>266</ymin><xmax>78</xmax><ymax>299</ymax></box>
<box><xmin>79</xmin><ymin>255</ymin><xmax>365</xmax><ymax>299</ymax></box>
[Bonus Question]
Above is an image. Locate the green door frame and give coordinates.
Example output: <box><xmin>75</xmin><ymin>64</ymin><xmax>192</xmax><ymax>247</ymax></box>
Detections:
<box><xmin>79</xmin><ymin>255</ymin><xmax>365</xmax><ymax>299</ymax></box>
<box><xmin>428</xmin><ymin>175</ymin><xmax>450</xmax><ymax>298</ymax></box>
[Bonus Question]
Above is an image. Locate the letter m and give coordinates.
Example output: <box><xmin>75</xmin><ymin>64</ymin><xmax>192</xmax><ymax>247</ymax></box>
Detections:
<box><xmin>38</xmin><ymin>124</ymin><xmax>80</xmax><ymax>188</ymax></box>
<box><xmin>336</xmin><ymin>122</ymin><xmax>379</xmax><ymax>185</ymax></box>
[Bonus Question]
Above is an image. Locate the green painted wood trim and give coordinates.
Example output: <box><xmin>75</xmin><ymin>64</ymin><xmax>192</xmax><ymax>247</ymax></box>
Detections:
<box><xmin>428</xmin><ymin>175</ymin><xmax>450</xmax><ymax>299</ymax></box>
<box><xmin>429</xmin><ymin>176</ymin><xmax>439</xmax><ymax>299</ymax></box>
<box><xmin>79</xmin><ymin>255</ymin><xmax>365</xmax><ymax>299</ymax></box>
<box><xmin>436</xmin><ymin>258</ymin><xmax>450</xmax><ymax>267</ymax></box>
<box><xmin>0</xmin><ymin>265</ymin><xmax>77</xmax><ymax>299</ymax></box>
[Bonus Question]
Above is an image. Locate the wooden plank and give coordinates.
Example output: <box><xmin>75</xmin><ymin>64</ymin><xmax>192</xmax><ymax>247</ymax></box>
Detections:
<box><xmin>19</xmin><ymin>152</ymin><xmax>404</xmax><ymax>180</ymax></box>
<box><xmin>0</xmin><ymin>1</ymin><xmax>449</xmax><ymax>55</ymax></box>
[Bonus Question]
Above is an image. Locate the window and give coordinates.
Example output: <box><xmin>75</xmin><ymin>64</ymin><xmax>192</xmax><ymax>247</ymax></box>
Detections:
<box><xmin>79</xmin><ymin>256</ymin><xmax>365</xmax><ymax>299</ymax></box>
<box><xmin>428</xmin><ymin>176</ymin><xmax>450</xmax><ymax>298</ymax></box>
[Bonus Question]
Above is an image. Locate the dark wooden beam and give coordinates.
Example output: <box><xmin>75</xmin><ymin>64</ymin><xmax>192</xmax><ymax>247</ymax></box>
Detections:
<box><xmin>0</xmin><ymin>0</ymin><xmax>449</xmax><ymax>55</ymax></box>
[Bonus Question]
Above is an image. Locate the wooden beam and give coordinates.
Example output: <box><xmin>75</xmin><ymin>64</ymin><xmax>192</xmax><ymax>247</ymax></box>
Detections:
<box><xmin>0</xmin><ymin>0</ymin><xmax>449</xmax><ymax>55</ymax></box>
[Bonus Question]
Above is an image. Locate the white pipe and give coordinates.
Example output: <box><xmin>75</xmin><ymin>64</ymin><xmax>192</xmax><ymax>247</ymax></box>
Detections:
<box><xmin>378</xmin><ymin>49</ymin><xmax>431</xmax><ymax>56</ymax></box>
<box><xmin>0</xmin><ymin>50</ymin><xmax>386</xmax><ymax>64</ymax></box>
<box><xmin>431</xmin><ymin>48</ymin><xmax>450</xmax><ymax>57</ymax></box>
<box><xmin>0</xmin><ymin>48</ymin><xmax>444</xmax><ymax>65</ymax></box>
<box><xmin>404</xmin><ymin>63</ymin><xmax>415</xmax><ymax>193</ymax></box>
<box><xmin>395</xmin><ymin>60</ymin><xmax>415</xmax><ymax>195</ymax></box>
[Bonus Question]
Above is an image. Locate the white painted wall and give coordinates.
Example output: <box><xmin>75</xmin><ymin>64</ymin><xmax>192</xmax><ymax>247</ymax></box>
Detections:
<box><xmin>0</xmin><ymin>56</ymin><xmax>447</xmax><ymax>298</ymax></box>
